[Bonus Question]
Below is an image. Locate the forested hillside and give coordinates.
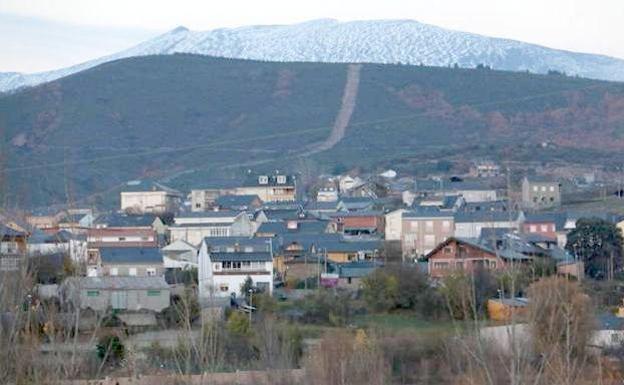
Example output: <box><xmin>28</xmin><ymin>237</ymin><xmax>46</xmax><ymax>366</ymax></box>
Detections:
<box><xmin>1</xmin><ymin>54</ymin><xmax>623</xmax><ymax>207</ymax></box>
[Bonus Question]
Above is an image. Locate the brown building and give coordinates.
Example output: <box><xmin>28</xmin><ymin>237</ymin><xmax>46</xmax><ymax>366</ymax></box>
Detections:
<box><xmin>401</xmin><ymin>210</ymin><xmax>454</xmax><ymax>259</ymax></box>
<box><xmin>426</xmin><ymin>237</ymin><xmax>504</xmax><ymax>278</ymax></box>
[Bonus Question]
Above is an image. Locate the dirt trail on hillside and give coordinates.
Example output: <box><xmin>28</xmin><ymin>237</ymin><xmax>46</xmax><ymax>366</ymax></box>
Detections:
<box><xmin>301</xmin><ymin>63</ymin><xmax>362</xmax><ymax>156</ymax></box>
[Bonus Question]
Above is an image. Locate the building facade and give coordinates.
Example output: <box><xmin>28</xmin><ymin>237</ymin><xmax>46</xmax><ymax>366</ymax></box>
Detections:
<box><xmin>401</xmin><ymin>210</ymin><xmax>454</xmax><ymax>258</ymax></box>
<box><xmin>521</xmin><ymin>177</ymin><xmax>561</xmax><ymax>210</ymax></box>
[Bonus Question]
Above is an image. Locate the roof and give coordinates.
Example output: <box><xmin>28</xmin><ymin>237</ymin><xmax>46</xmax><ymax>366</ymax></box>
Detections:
<box><xmin>88</xmin><ymin>228</ymin><xmax>155</xmax><ymax>237</ymax></box>
<box><xmin>336</xmin><ymin>261</ymin><xmax>382</xmax><ymax>278</ymax></box>
<box><xmin>304</xmin><ymin>201</ymin><xmax>338</xmax><ymax>211</ymax></box>
<box><xmin>99</xmin><ymin>247</ymin><xmax>163</xmax><ymax>265</ymax></box>
<box><xmin>0</xmin><ymin>223</ymin><xmax>28</xmax><ymax>238</ymax></box>
<box><xmin>122</xmin><ymin>180</ymin><xmax>181</xmax><ymax>195</ymax></box>
<box><xmin>597</xmin><ymin>312</ymin><xmax>624</xmax><ymax>331</ymax></box>
<box><xmin>524</xmin><ymin>176</ymin><xmax>558</xmax><ymax>184</ymax></box>
<box><xmin>162</xmin><ymin>239</ymin><xmax>197</xmax><ymax>252</ymax></box>
<box><xmin>403</xmin><ymin>207</ymin><xmax>454</xmax><ymax>219</ymax></box>
<box><xmin>262</xmin><ymin>201</ymin><xmax>304</xmax><ymax>210</ymax></box>
<box><xmin>65</xmin><ymin>276</ymin><xmax>169</xmax><ymax>290</ymax></box>
<box><xmin>329</xmin><ymin>211</ymin><xmax>383</xmax><ymax>218</ymax></box>
<box><xmin>216</xmin><ymin>194</ymin><xmax>261</xmax><ymax>208</ymax></box>
<box><xmin>176</xmin><ymin>211</ymin><xmax>243</xmax><ymax>219</ymax></box>
<box><xmin>94</xmin><ymin>213</ymin><xmax>159</xmax><ymax>228</ymax></box>
<box><xmin>455</xmin><ymin>211</ymin><xmax>519</xmax><ymax>223</ymax></box>
<box><xmin>209</xmin><ymin>252</ymin><xmax>272</xmax><ymax>262</ymax></box>
<box><xmin>262</xmin><ymin>209</ymin><xmax>305</xmax><ymax>221</ymax></box>
<box><xmin>257</xmin><ymin>220</ymin><xmax>329</xmax><ymax>235</ymax></box>
<box><xmin>316</xmin><ymin>239</ymin><xmax>381</xmax><ymax>253</ymax></box>
<box><xmin>490</xmin><ymin>297</ymin><xmax>529</xmax><ymax>307</ymax></box>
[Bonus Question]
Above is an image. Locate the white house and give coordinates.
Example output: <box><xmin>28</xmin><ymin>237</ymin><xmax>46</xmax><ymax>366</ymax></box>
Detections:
<box><xmin>120</xmin><ymin>180</ymin><xmax>182</xmax><ymax>214</ymax></box>
<box><xmin>317</xmin><ymin>187</ymin><xmax>338</xmax><ymax>202</ymax></box>
<box><xmin>162</xmin><ymin>239</ymin><xmax>198</xmax><ymax>269</ymax></box>
<box><xmin>169</xmin><ymin>211</ymin><xmax>255</xmax><ymax>246</ymax></box>
<box><xmin>454</xmin><ymin>212</ymin><xmax>523</xmax><ymax>239</ymax></box>
<box><xmin>384</xmin><ymin>209</ymin><xmax>406</xmax><ymax>241</ymax></box>
<box><xmin>198</xmin><ymin>238</ymin><xmax>273</xmax><ymax>301</ymax></box>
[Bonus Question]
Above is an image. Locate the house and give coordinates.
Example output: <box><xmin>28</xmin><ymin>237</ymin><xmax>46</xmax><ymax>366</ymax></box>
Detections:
<box><xmin>426</xmin><ymin>237</ymin><xmax>505</xmax><ymax>278</ymax></box>
<box><xmin>454</xmin><ymin>211</ymin><xmax>523</xmax><ymax>239</ymax></box>
<box><xmin>521</xmin><ymin>176</ymin><xmax>561</xmax><ymax>210</ymax></box>
<box><xmin>87</xmin><ymin>228</ymin><xmax>158</xmax><ymax>248</ymax></box>
<box><xmin>444</xmin><ymin>180</ymin><xmax>498</xmax><ymax>203</ymax></box>
<box><xmin>305</xmin><ymin>200</ymin><xmax>339</xmax><ymax>216</ymax></box>
<box><xmin>521</xmin><ymin>213</ymin><xmax>565</xmax><ymax>239</ymax></box>
<box><xmin>26</xmin><ymin>210</ymin><xmax>66</xmax><ymax>230</ymax></box>
<box><xmin>61</xmin><ymin>276</ymin><xmax>170</xmax><ymax>312</ymax></box>
<box><xmin>384</xmin><ymin>209</ymin><xmax>406</xmax><ymax>241</ymax></box>
<box><xmin>94</xmin><ymin>213</ymin><xmax>165</xmax><ymax>231</ymax></box>
<box><xmin>27</xmin><ymin>229</ymin><xmax>88</xmax><ymax>263</ymax></box>
<box><xmin>89</xmin><ymin>247</ymin><xmax>164</xmax><ymax>278</ymax></box>
<box><xmin>234</xmin><ymin>174</ymin><xmax>296</xmax><ymax>202</ymax></box>
<box><xmin>214</xmin><ymin>195</ymin><xmax>262</xmax><ymax>211</ymax></box>
<box><xmin>273</xmin><ymin>234</ymin><xmax>342</xmax><ymax>278</ymax></box>
<box><xmin>401</xmin><ymin>209</ymin><xmax>455</xmax><ymax>258</ymax></box>
<box><xmin>317</xmin><ymin>187</ymin><xmax>338</xmax><ymax>202</ymax></box>
<box><xmin>57</xmin><ymin>211</ymin><xmax>95</xmax><ymax>231</ymax></box>
<box><xmin>316</xmin><ymin>238</ymin><xmax>381</xmax><ymax>263</ymax></box>
<box><xmin>162</xmin><ymin>239</ymin><xmax>198</xmax><ymax>269</ymax></box>
<box><xmin>198</xmin><ymin>237</ymin><xmax>274</xmax><ymax>300</ymax></box>
<box><xmin>120</xmin><ymin>180</ymin><xmax>183</xmax><ymax>214</ymax></box>
<box><xmin>334</xmin><ymin>261</ymin><xmax>381</xmax><ymax>289</ymax></box>
<box><xmin>1</xmin><ymin>223</ymin><xmax>29</xmax><ymax>254</ymax></box>
<box><xmin>168</xmin><ymin>211</ymin><xmax>255</xmax><ymax>245</ymax></box>
<box><xmin>328</xmin><ymin>211</ymin><xmax>385</xmax><ymax>236</ymax></box>
<box><xmin>473</xmin><ymin>161</ymin><xmax>501</xmax><ymax>178</ymax></box>
<box><xmin>338</xmin><ymin>175</ymin><xmax>363</xmax><ymax>194</ymax></box>
<box><xmin>190</xmin><ymin>179</ymin><xmax>242</xmax><ymax>212</ymax></box>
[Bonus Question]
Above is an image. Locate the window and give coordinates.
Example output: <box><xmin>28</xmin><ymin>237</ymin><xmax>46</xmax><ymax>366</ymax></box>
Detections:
<box><xmin>541</xmin><ymin>186</ymin><xmax>546</xmax><ymax>192</ymax></box>
<box><xmin>425</xmin><ymin>221</ymin><xmax>434</xmax><ymax>231</ymax></box>
<box><xmin>549</xmin><ymin>186</ymin><xmax>555</xmax><ymax>192</ymax></box>
<box><xmin>529</xmin><ymin>225</ymin><xmax>537</xmax><ymax>233</ymax></box>
<box><xmin>410</xmin><ymin>221</ymin><xmax>418</xmax><ymax>230</ymax></box>
<box><xmin>219</xmin><ymin>284</ymin><xmax>229</xmax><ymax>292</ymax></box>
<box><xmin>424</xmin><ymin>235</ymin><xmax>436</xmax><ymax>246</ymax></box>
<box><xmin>147</xmin><ymin>290</ymin><xmax>160</xmax><ymax>296</ymax></box>
<box><xmin>533</xmin><ymin>186</ymin><xmax>538</xmax><ymax>192</ymax></box>
<box><xmin>195</xmin><ymin>203</ymin><xmax>201</xmax><ymax>208</ymax></box>
<box><xmin>110</xmin><ymin>267</ymin><xmax>118</xmax><ymax>276</ymax></box>
<box><xmin>455</xmin><ymin>261</ymin><xmax>464</xmax><ymax>269</ymax></box>
<box><xmin>129</xmin><ymin>268</ymin><xmax>137</xmax><ymax>276</ymax></box>
<box><xmin>118</xmin><ymin>237</ymin><xmax>126</xmax><ymax>241</ymax></box>
<box><xmin>86</xmin><ymin>290</ymin><xmax>99</xmax><ymax>297</ymax></box>
<box><xmin>540</xmin><ymin>225</ymin><xmax>548</xmax><ymax>232</ymax></box>
<box><xmin>146</xmin><ymin>268</ymin><xmax>156</xmax><ymax>276</ymax></box>
<box><xmin>490</xmin><ymin>261</ymin><xmax>497</xmax><ymax>268</ymax></box>
<box><xmin>442</xmin><ymin>221</ymin><xmax>451</xmax><ymax>229</ymax></box>
<box><xmin>433</xmin><ymin>262</ymin><xmax>449</xmax><ymax>269</ymax></box>
<box><xmin>443</xmin><ymin>247</ymin><xmax>453</xmax><ymax>254</ymax></box>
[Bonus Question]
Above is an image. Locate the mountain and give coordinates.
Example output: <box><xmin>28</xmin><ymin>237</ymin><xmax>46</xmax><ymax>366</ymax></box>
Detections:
<box><xmin>2</xmin><ymin>54</ymin><xmax>624</xmax><ymax>208</ymax></box>
<box><xmin>2</xmin><ymin>19</ymin><xmax>624</xmax><ymax>93</ymax></box>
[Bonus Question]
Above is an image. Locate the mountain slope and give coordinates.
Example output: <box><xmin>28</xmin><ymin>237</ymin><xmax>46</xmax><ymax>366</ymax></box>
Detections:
<box><xmin>2</xmin><ymin>18</ymin><xmax>624</xmax><ymax>93</ymax></box>
<box><xmin>1</xmin><ymin>54</ymin><xmax>624</xmax><ymax>208</ymax></box>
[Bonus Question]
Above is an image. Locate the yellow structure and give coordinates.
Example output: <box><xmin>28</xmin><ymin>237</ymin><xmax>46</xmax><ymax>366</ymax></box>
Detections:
<box><xmin>487</xmin><ymin>298</ymin><xmax>529</xmax><ymax>322</ymax></box>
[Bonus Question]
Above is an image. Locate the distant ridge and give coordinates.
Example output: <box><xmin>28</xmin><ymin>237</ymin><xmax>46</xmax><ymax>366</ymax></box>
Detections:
<box><xmin>2</xmin><ymin>18</ymin><xmax>624</xmax><ymax>92</ymax></box>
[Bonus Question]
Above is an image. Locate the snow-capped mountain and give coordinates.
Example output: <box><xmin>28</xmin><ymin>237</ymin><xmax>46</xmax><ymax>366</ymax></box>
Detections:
<box><xmin>2</xmin><ymin>18</ymin><xmax>624</xmax><ymax>92</ymax></box>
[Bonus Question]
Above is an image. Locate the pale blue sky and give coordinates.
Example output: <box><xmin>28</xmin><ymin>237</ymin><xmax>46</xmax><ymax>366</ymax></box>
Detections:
<box><xmin>1</xmin><ymin>0</ymin><xmax>623</xmax><ymax>73</ymax></box>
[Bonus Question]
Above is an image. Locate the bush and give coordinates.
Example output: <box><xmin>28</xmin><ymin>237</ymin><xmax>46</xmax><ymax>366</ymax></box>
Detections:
<box><xmin>298</xmin><ymin>289</ymin><xmax>354</xmax><ymax>326</ymax></box>
<box><xmin>96</xmin><ymin>335</ymin><xmax>125</xmax><ymax>365</ymax></box>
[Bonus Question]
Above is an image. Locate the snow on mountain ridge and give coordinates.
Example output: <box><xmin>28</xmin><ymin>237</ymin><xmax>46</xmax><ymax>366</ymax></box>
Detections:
<box><xmin>2</xmin><ymin>18</ymin><xmax>624</xmax><ymax>92</ymax></box>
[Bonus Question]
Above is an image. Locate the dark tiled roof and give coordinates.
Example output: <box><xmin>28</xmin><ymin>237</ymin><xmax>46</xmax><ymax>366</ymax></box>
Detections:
<box><xmin>205</xmin><ymin>237</ymin><xmax>274</xmax><ymax>251</ymax></box>
<box><xmin>455</xmin><ymin>211</ymin><xmax>519</xmax><ymax>223</ymax></box>
<box><xmin>216</xmin><ymin>195</ymin><xmax>261</xmax><ymax>208</ymax></box>
<box><xmin>94</xmin><ymin>213</ymin><xmax>159</xmax><ymax>227</ymax></box>
<box><xmin>176</xmin><ymin>211</ymin><xmax>243</xmax><ymax>219</ymax></box>
<box><xmin>100</xmin><ymin>247</ymin><xmax>162</xmax><ymax>265</ymax></box>
<box><xmin>404</xmin><ymin>207</ymin><xmax>454</xmax><ymax>219</ymax></box>
<box><xmin>257</xmin><ymin>221</ymin><xmax>329</xmax><ymax>235</ymax></box>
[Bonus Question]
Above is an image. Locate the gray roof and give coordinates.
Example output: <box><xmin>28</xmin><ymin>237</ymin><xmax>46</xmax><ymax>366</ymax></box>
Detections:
<box><xmin>176</xmin><ymin>211</ymin><xmax>243</xmax><ymax>219</ymax></box>
<box><xmin>455</xmin><ymin>211</ymin><xmax>519</xmax><ymax>223</ymax></box>
<box><xmin>336</xmin><ymin>261</ymin><xmax>381</xmax><ymax>278</ymax></box>
<box><xmin>66</xmin><ymin>276</ymin><xmax>169</xmax><ymax>290</ymax></box>
<box><xmin>257</xmin><ymin>220</ymin><xmax>329</xmax><ymax>235</ymax></box>
<box><xmin>403</xmin><ymin>207</ymin><xmax>454</xmax><ymax>219</ymax></box>
<box><xmin>316</xmin><ymin>239</ymin><xmax>381</xmax><ymax>253</ymax></box>
<box><xmin>216</xmin><ymin>195</ymin><xmax>261</xmax><ymax>208</ymax></box>
<box><xmin>99</xmin><ymin>247</ymin><xmax>163</xmax><ymax>265</ymax></box>
<box><xmin>209</xmin><ymin>252</ymin><xmax>272</xmax><ymax>262</ymax></box>
<box><xmin>0</xmin><ymin>224</ymin><xmax>27</xmax><ymax>238</ymax></box>
<box><xmin>122</xmin><ymin>180</ymin><xmax>181</xmax><ymax>194</ymax></box>
<box><xmin>94</xmin><ymin>213</ymin><xmax>158</xmax><ymax>227</ymax></box>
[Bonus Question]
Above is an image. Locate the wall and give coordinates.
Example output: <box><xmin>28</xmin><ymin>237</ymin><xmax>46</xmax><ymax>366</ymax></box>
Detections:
<box><xmin>401</xmin><ymin>217</ymin><xmax>454</xmax><ymax>257</ymax></box>
<box><xmin>384</xmin><ymin>209</ymin><xmax>405</xmax><ymax>241</ymax></box>
<box><xmin>79</xmin><ymin>288</ymin><xmax>170</xmax><ymax>312</ymax></box>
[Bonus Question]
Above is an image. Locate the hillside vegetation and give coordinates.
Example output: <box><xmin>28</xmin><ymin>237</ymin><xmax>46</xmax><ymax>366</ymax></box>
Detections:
<box><xmin>1</xmin><ymin>54</ymin><xmax>624</xmax><ymax>207</ymax></box>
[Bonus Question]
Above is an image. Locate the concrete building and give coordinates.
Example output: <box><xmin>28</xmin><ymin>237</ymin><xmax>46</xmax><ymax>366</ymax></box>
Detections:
<box><xmin>401</xmin><ymin>209</ymin><xmax>454</xmax><ymax>258</ymax></box>
<box><xmin>454</xmin><ymin>211</ymin><xmax>523</xmax><ymax>239</ymax></box>
<box><xmin>120</xmin><ymin>180</ymin><xmax>182</xmax><ymax>214</ymax></box>
<box><xmin>384</xmin><ymin>209</ymin><xmax>406</xmax><ymax>241</ymax></box>
<box><xmin>235</xmin><ymin>174</ymin><xmax>296</xmax><ymax>202</ymax></box>
<box><xmin>61</xmin><ymin>276</ymin><xmax>170</xmax><ymax>312</ymax></box>
<box><xmin>89</xmin><ymin>247</ymin><xmax>164</xmax><ymax>278</ymax></box>
<box><xmin>317</xmin><ymin>187</ymin><xmax>338</xmax><ymax>202</ymax></box>
<box><xmin>168</xmin><ymin>211</ymin><xmax>255</xmax><ymax>246</ymax></box>
<box><xmin>521</xmin><ymin>177</ymin><xmax>561</xmax><ymax>210</ymax></box>
<box><xmin>198</xmin><ymin>238</ymin><xmax>274</xmax><ymax>300</ymax></box>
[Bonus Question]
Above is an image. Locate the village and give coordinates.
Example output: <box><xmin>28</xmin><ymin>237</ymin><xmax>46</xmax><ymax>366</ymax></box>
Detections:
<box><xmin>2</xmin><ymin>160</ymin><xmax>624</xmax><ymax>383</ymax></box>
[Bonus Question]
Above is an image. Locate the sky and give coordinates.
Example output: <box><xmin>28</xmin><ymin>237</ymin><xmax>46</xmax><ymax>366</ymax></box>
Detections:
<box><xmin>1</xmin><ymin>0</ymin><xmax>623</xmax><ymax>73</ymax></box>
